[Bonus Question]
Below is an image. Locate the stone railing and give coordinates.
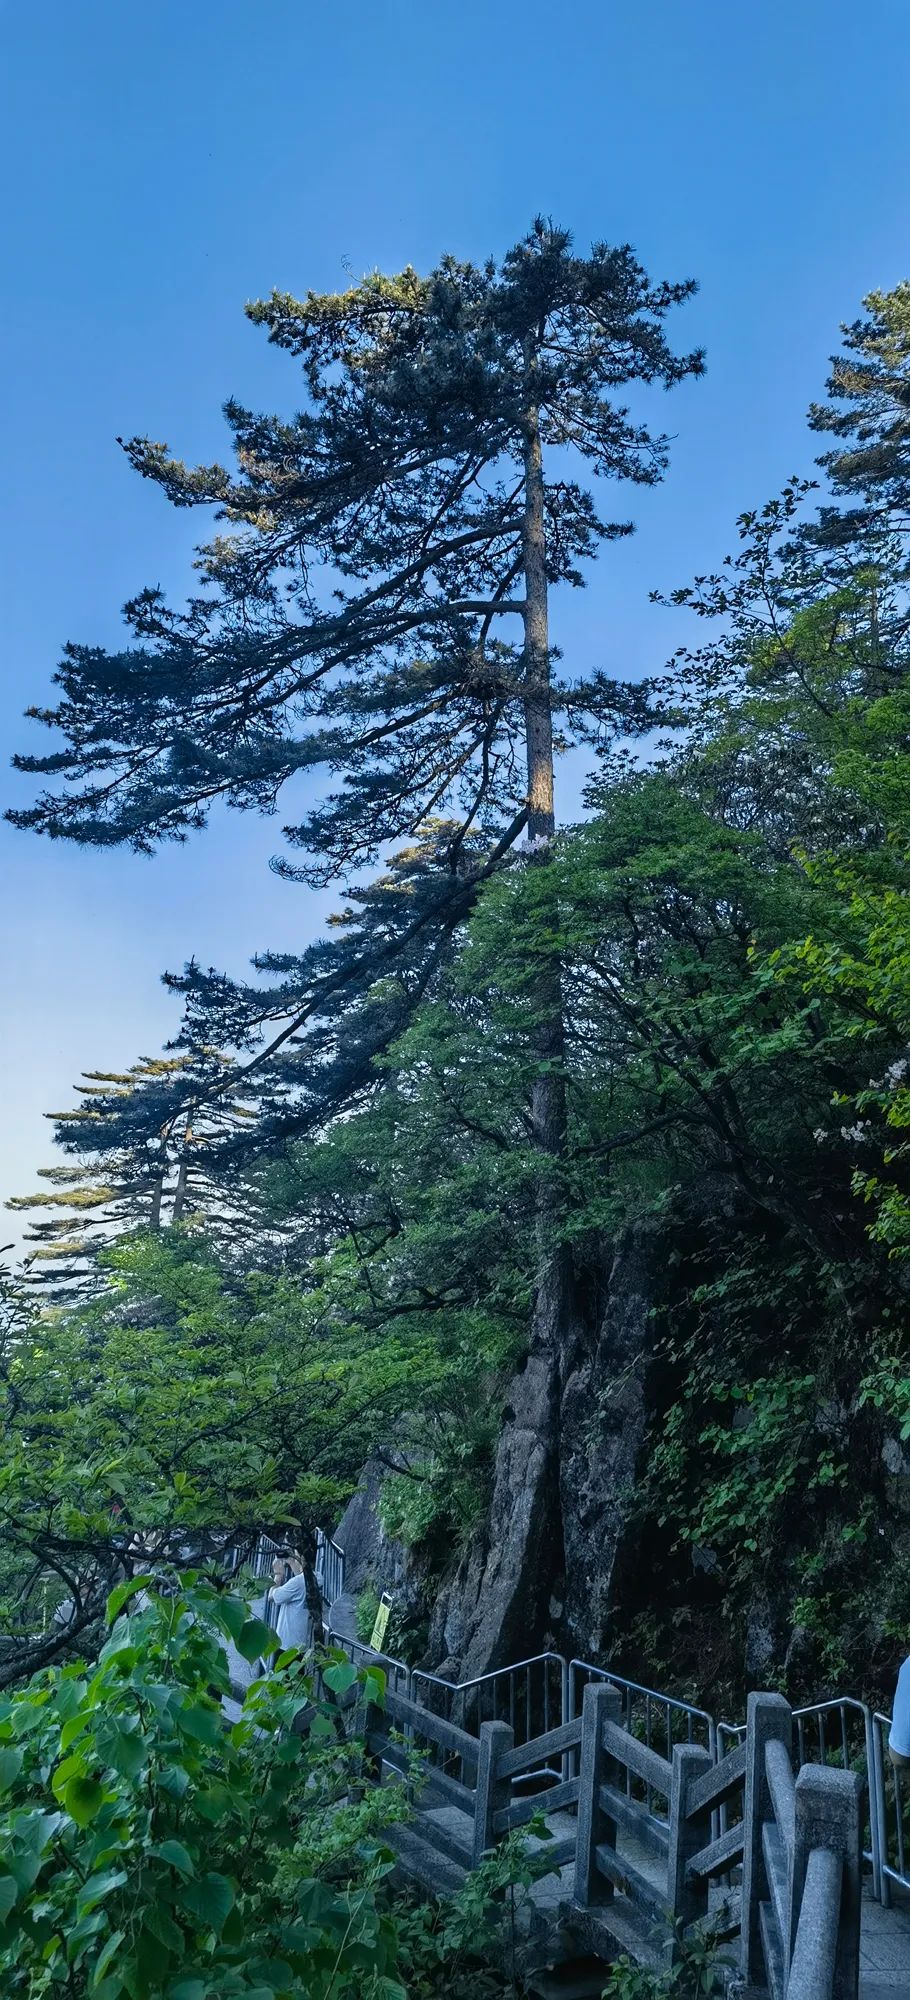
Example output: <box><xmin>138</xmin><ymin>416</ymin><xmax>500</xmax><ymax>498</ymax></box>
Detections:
<box><xmin>353</xmin><ymin>1675</ymin><xmax>863</xmax><ymax>1998</ymax></box>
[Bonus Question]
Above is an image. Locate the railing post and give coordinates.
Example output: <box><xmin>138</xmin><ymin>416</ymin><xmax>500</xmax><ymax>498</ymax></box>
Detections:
<box><xmin>740</xmin><ymin>1691</ymin><xmax>793</xmax><ymax>1984</ymax></box>
<box><xmin>472</xmin><ymin>1718</ymin><xmax>513</xmax><ymax>1867</ymax></box>
<box><xmin>667</xmin><ymin>1741</ymin><xmax>713</xmax><ymax>1942</ymax></box>
<box><xmin>574</xmin><ymin>1680</ymin><xmax>622</xmax><ymax>1909</ymax></box>
<box><xmin>348</xmin><ymin>1687</ymin><xmax>384</xmax><ymax>1792</ymax></box>
<box><xmin>790</xmin><ymin>1763</ymin><xmax>863</xmax><ymax>2000</ymax></box>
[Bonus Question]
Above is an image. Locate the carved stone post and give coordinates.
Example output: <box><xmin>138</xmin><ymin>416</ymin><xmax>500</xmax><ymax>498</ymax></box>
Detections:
<box><xmin>574</xmin><ymin>1680</ymin><xmax>622</xmax><ymax>1909</ymax></box>
<box><xmin>740</xmin><ymin>1691</ymin><xmax>793</xmax><ymax>1983</ymax></box>
<box><xmin>667</xmin><ymin>1741</ymin><xmax>713</xmax><ymax>1942</ymax></box>
<box><xmin>790</xmin><ymin>1763</ymin><xmax>863</xmax><ymax>2000</ymax></box>
<box><xmin>472</xmin><ymin>1719</ymin><xmax>514</xmax><ymax>1867</ymax></box>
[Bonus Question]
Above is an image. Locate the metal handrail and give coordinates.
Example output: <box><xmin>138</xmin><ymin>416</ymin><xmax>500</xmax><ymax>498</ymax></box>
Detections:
<box><xmin>411</xmin><ymin>1651</ymin><xmax>568</xmax><ymax>1778</ymax></box>
<box><xmin>569</xmin><ymin>1657</ymin><xmax>715</xmax><ymax>1747</ymax></box>
<box><xmin>314</xmin><ymin>1528</ymin><xmax>346</xmax><ymax>1607</ymax></box>
<box><xmin>327</xmin><ymin>1624</ymin><xmax>412</xmax><ymax>1698</ymax></box>
<box><xmin>568</xmin><ymin>1656</ymin><xmax>716</xmax><ymax>1817</ymax></box>
<box><xmin>872</xmin><ymin>1708</ymin><xmax>910</xmax><ymax>1906</ymax></box>
<box><xmin>718</xmin><ymin>1693</ymin><xmax>882</xmax><ymax>1901</ymax></box>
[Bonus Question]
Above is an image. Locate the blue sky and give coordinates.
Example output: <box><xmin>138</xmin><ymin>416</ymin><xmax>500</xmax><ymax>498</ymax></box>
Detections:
<box><xmin>1</xmin><ymin>0</ymin><xmax>908</xmax><ymax>1243</ymax></box>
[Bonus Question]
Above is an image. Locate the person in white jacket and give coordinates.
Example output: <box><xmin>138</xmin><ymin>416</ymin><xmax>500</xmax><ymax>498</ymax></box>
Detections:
<box><xmin>268</xmin><ymin>1553</ymin><xmax>315</xmax><ymax>1655</ymax></box>
<box><xmin>889</xmin><ymin>1650</ymin><xmax>910</xmax><ymax>1775</ymax></box>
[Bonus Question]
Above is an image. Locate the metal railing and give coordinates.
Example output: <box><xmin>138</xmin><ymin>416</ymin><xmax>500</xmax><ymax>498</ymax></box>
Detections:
<box><xmin>327</xmin><ymin>1625</ymin><xmax>411</xmax><ymax>1701</ymax></box>
<box><xmin>350</xmin><ymin>1675</ymin><xmax>864</xmax><ymax>1993</ymax></box>
<box><xmin>871</xmin><ymin>1709</ymin><xmax>910</xmax><ymax>1904</ymax></box>
<box><xmin>225</xmin><ymin>1528</ymin><xmax>346</xmax><ymax>1627</ymax></box>
<box><xmin>326</xmin><ymin>1615</ymin><xmax>903</xmax><ymax>1920</ymax></box>
<box><xmin>315</xmin><ymin>1528</ymin><xmax>346</xmax><ymax>1608</ymax></box>
<box><xmin>568</xmin><ymin>1656</ymin><xmax>716</xmax><ymax>1819</ymax></box>
<box><xmin>719</xmin><ymin>1693</ymin><xmax>884</xmax><ymax>1901</ymax></box>
<box><xmin>412</xmin><ymin>1651</ymin><xmax>568</xmax><ymax>1775</ymax></box>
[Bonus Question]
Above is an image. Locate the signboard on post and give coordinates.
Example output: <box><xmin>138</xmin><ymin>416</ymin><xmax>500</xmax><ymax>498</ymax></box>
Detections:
<box><xmin>370</xmin><ymin>1592</ymin><xmax>393</xmax><ymax>1653</ymax></box>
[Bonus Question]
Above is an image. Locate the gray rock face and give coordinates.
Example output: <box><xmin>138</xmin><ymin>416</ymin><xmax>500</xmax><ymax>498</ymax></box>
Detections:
<box><xmin>426</xmin><ymin>1249</ymin><xmax>568</xmax><ymax>1677</ymax></box>
<box><xmin>425</xmin><ymin>1226</ymin><xmax>658</xmax><ymax>1677</ymax></box>
<box><xmin>334</xmin><ymin>1456</ymin><xmax>407</xmax><ymax>1596</ymax></box>
<box><xmin>558</xmin><ymin>1226</ymin><xmax>658</xmax><ymax>1659</ymax></box>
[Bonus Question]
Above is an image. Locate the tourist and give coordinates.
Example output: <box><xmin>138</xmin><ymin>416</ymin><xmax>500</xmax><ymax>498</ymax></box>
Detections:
<box><xmin>268</xmin><ymin>1550</ymin><xmax>316</xmax><ymax>1656</ymax></box>
<box><xmin>889</xmin><ymin>1649</ymin><xmax>910</xmax><ymax>1776</ymax></box>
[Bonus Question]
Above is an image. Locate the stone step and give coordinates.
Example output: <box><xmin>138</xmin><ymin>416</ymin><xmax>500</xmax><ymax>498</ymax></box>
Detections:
<box><xmin>569</xmin><ymin>1896</ymin><xmax>665</xmax><ymax>1974</ymax></box>
<box><xmin>386</xmin><ymin>1821</ymin><xmax>468</xmax><ymax>1897</ymax></box>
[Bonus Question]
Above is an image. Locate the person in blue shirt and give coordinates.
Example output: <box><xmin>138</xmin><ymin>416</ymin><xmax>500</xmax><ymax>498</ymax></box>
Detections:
<box><xmin>889</xmin><ymin>1652</ymin><xmax>910</xmax><ymax>1773</ymax></box>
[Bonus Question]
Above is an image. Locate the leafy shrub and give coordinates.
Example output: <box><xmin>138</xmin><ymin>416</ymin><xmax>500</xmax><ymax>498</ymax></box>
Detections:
<box><xmin>602</xmin><ymin>1922</ymin><xmax>732</xmax><ymax>1997</ymax></box>
<box><xmin>0</xmin><ymin>1572</ymin><xmax>406</xmax><ymax>1998</ymax></box>
<box><xmin>394</xmin><ymin>1820</ymin><xmax>558</xmax><ymax>1997</ymax></box>
<box><xmin>356</xmin><ymin>1582</ymin><xmax>382</xmax><ymax>1642</ymax></box>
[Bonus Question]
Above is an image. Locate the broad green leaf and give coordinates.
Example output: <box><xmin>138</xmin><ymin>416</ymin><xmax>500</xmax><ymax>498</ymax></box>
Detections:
<box><xmin>168</xmin><ymin>1982</ymin><xmax>206</xmax><ymax>2000</ymax></box>
<box><xmin>134</xmin><ymin>1922</ymin><xmax>171</xmax><ymax>1982</ymax></box>
<box><xmin>157</xmin><ymin>1762</ymin><xmax>191</xmax><ymax>1800</ymax></box>
<box><xmin>52</xmin><ymin>1751</ymin><xmax>86</xmax><ymax>1798</ymax></box>
<box><xmin>64</xmin><ymin>1775</ymin><xmax>104</xmax><ymax>1827</ymax></box>
<box><xmin>363</xmin><ymin>1665</ymin><xmax>387</xmax><ymax>1704</ymax></box>
<box><xmin>106</xmin><ymin>1726</ymin><xmax>146</xmax><ymax>1780</ymax></box>
<box><xmin>0</xmin><ymin>1746</ymin><xmax>23</xmax><ymax>1791</ymax></box>
<box><xmin>91</xmin><ymin>1928</ymin><xmax>125</xmax><ymax>1988</ymax></box>
<box><xmin>152</xmin><ymin>1838</ymin><xmax>195</xmax><ymax>1878</ymax></box>
<box><xmin>76</xmin><ymin>1869</ymin><xmax>128</xmax><ymax>1915</ymax></box>
<box><xmin>175</xmin><ymin>1702</ymin><xmax>222</xmax><ymax>1746</ymax></box>
<box><xmin>178</xmin><ymin>1870</ymin><xmax>234</xmax><ymax>1932</ymax></box>
<box><xmin>6</xmin><ymin>1848</ymin><xmax>43</xmax><ymax>1893</ymax></box>
<box><xmin>247</xmin><ymin>1958</ymin><xmax>294</xmax><ymax>1986</ymax></box>
<box><xmin>322</xmin><ymin>1662</ymin><xmax>357</xmax><ymax>1697</ymax></box>
<box><xmin>235</xmin><ymin>1617</ymin><xmax>278</xmax><ymax>1663</ymax></box>
<box><xmin>60</xmin><ymin>1713</ymin><xmax>90</xmax><ymax>1753</ymax></box>
<box><xmin>193</xmin><ymin>1784</ymin><xmax>233</xmax><ymax>1822</ymax></box>
<box><xmin>215</xmin><ymin>1596</ymin><xmax>248</xmax><ymax>1643</ymax></box>
<box><xmin>145</xmin><ymin>1898</ymin><xmax>185</xmax><ymax>1951</ymax></box>
<box><xmin>106</xmin><ymin>1575</ymin><xmax>153</xmax><ymax>1624</ymax></box>
<box><xmin>0</xmin><ymin>1878</ymin><xmax>17</xmax><ymax>1921</ymax></box>
<box><xmin>65</xmin><ymin>1907</ymin><xmax>109</xmax><ymax>1952</ymax></box>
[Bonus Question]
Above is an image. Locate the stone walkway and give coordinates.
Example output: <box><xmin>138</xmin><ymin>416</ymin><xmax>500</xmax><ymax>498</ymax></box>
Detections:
<box><xmin>860</xmin><ymin>1881</ymin><xmax>910</xmax><ymax>1996</ymax></box>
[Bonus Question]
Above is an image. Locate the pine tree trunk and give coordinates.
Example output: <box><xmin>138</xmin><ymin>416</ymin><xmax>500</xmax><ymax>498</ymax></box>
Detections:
<box><xmin>520</xmin><ymin>374</ymin><xmax>568</xmax><ymax>1267</ymax></box>
<box><xmin>427</xmin><ymin>372</ymin><xmax>576</xmax><ymax>1677</ymax></box>
<box><xmin>171</xmin><ymin>1119</ymin><xmax>192</xmax><ymax>1224</ymax></box>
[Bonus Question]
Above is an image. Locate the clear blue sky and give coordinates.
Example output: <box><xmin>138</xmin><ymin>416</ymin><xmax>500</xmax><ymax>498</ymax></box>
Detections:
<box><xmin>1</xmin><ymin>0</ymin><xmax>908</xmax><ymax>1242</ymax></box>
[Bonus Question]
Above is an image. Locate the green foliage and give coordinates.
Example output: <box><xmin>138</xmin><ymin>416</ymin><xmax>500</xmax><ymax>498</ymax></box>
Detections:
<box><xmin>393</xmin><ymin>1819</ymin><xmax>558</xmax><ymax>1998</ymax></box>
<box><xmin>13</xmin><ymin>264</ymin><xmax>910</xmax><ymax>1718</ymax></box>
<box><xmin>0</xmin><ymin>1231</ymin><xmax>450</xmax><ymax>1682</ymax></box>
<box><xmin>0</xmin><ymin>1578</ymin><xmax>410</xmax><ymax>1998</ymax></box>
<box><xmin>12</xmin><ymin>223</ymin><xmax>700</xmax><ymax>863</ymax></box>
<box><xmin>602</xmin><ymin>1921</ymin><xmax>731</xmax><ymax>1997</ymax></box>
<box><xmin>355</xmin><ymin>1585</ymin><xmax>381</xmax><ymax>1643</ymax></box>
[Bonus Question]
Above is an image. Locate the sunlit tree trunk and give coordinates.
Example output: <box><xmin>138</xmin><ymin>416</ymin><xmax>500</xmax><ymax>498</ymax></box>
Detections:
<box><xmin>521</xmin><ymin>357</ymin><xmax>568</xmax><ymax>1269</ymax></box>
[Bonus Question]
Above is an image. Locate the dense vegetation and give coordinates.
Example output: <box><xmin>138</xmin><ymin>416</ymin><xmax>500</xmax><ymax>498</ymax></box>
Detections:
<box><xmin>6</xmin><ymin>234</ymin><xmax>910</xmax><ymax>1795</ymax></box>
<box><xmin>0</xmin><ymin>1574</ymin><xmax>573</xmax><ymax>1997</ymax></box>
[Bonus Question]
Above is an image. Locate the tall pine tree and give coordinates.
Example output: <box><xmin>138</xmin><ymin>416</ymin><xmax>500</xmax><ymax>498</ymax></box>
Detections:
<box><xmin>12</xmin><ymin>215</ymin><xmax>701</xmax><ymax>1240</ymax></box>
<box><xmin>12</xmin><ymin>221</ymin><xmax>701</xmax><ymax>1665</ymax></box>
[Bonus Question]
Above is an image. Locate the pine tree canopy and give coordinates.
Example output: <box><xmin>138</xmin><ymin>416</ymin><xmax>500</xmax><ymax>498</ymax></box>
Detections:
<box><xmin>10</xmin><ymin>222</ymin><xmax>702</xmax><ymax>874</ymax></box>
<box><xmin>805</xmin><ymin>282</ymin><xmax>910</xmax><ymax>570</ymax></box>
